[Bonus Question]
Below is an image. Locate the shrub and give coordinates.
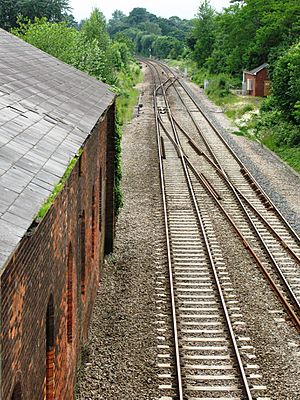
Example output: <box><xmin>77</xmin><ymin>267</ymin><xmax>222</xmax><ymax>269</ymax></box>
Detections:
<box><xmin>272</xmin><ymin>41</ymin><xmax>300</xmax><ymax>124</ymax></box>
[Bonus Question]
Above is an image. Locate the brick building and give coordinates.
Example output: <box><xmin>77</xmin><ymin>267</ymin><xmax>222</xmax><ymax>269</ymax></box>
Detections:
<box><xmin>0</xmin><ymin>29</ymin><xmax>116</xmax><ymax>399</ymax></box>
<box><xmin>242</xmin><ymin>63</ymin><xmax>270</xmax><ymax>97</ymax></box>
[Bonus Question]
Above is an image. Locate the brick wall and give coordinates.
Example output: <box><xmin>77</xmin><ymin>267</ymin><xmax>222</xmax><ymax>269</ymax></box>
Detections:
<box><xmin>255</xmin><ymin>68</ymin><xmax>269</xmax><ymax>97</ymax></box>
<box><xmin>245</xmin><ymin>68</ymin><xmax>269</xmax><ymax>97</ymax></box>
<box><xmin>0</xmin><ymin>103</ymin><xmax>115</xmax><ymax>400</ymax></box>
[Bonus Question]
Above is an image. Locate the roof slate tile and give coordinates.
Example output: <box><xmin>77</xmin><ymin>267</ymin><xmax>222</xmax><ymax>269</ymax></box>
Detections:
<box><xmin>0</xmin><ymin>28</ymin><xmax>115</xmax><ymax>271</ymax></box>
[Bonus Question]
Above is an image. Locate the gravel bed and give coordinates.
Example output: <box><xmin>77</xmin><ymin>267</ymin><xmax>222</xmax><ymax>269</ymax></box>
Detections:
<box><xmin>178</xmin><ymin>78</ymin><xmax>300</xmax><ymax>398</ymax></box>
<box><xmin>186</xmin><ymin>81</ymin><xmax>300</xmax><ymax>235</ymax></box>
<box><xmin>207</xmin><ymin>197</ymin><xmax>300</xmax><ymax>399</ymax></box>
<box><xmin>76</xmin><ymin>66</ymin><xmax>163</xmax><ymax>399</ymax></box>
<box><xmin>75</xmin><ymin>67</ymin><xmax>300</xmax><ymax>400</ymax></box>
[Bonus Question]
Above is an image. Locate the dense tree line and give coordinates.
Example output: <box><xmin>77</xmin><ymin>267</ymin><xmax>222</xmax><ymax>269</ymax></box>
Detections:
<box><xmin>107</xmin><ymin>7</ymin><xmax>192</xmax><ymax>59</ymax></box>
<box><xmin>188</xmin><ymin>0</ymin><xmax>300</xmax><ymax>155</ymax></box>
<box><xmin>0</xmin><ymin>0</ymin><xmax>75</xmax><ymax>30</ymax></box>
<box><xmin>188</xmin><ymin>0</ymin><xmax>300</xmax><ymax>76</ymax></box>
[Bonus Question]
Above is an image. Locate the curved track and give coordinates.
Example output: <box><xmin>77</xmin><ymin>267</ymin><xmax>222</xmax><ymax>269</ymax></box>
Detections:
<box><xmin>149</xmin><ymin>59</ymin><xmax>300</xmax><ymax>324</ymax></box>
<box><xmin>143</xmin><ymin>59</ymin><xmax>300</xmax><ymax>400</ymax></box>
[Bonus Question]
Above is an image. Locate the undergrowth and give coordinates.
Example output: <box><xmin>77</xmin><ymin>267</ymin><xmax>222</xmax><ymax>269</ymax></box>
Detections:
<box><xmin>114</xmin><ymin>62</ymin><xmax>143</xmax><ymax>214</ymax></box>
<box><xmin>247</xmin><ymin>108</ymin><xmax>300</xmax><ymax>173</ymax></box>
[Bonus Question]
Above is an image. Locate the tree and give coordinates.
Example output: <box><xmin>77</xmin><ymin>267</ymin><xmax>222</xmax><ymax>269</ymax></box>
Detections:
<box><xmin>80</xmin><ymin>8</ymin><xmax>109</xmax><ymax>47</ymax></box>
<box><xmin>188</xmin><ymin>0</ymin><xmax>216</xmax><ymax>67</ymax></box>
<box><xmin>79</xmin><ymin>9</ymin><xmax>113</xmax><ymax>82</ymax></box>
<box><xmin>138</xmin><ymin>21</ymin><xmax>161</xmax><ymax>35</ymax></box>
<box><xmin>0</xmin><ymin>0</ymin><xmax>71</xmax><ymax>30</ymax></box>
<box><xmin>127</xmin><ymin>8</ymin><xmax>153</xmax><ymax>25</ymax></box>
<box><xmin>108</xmin><ymin>9</ymin><xmax>128</xmax><ymax>36</ymax></box>
<box><xmin>11</xmin><ymin>17</ymin><xmax>78</xmax><ymax>64</ymax></box>
<box><xmin>206</xmin><ymin>0</ymin><xmax>300</xmax><ymax>75</ymax></box>
<box><xmin>153</xmin><ymin>36</ymin><xmax>184</xmax><ymax>59</ymax></box>
<box><xmin>272</xmin><ymin>41</ymin><xmax>300</xmax><ymax>125</ymax></box>
<box><xmin>140</xmin><ymin>34</ymin><xmax>157</xmax><ymax>56</ymax></box>
<box><xmin>111</xmin><ymin>10</ymin><xmax>126</xmax><ymax>21</ymax></box>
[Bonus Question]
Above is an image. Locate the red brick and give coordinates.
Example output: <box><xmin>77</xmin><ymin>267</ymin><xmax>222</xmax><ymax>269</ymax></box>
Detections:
<box><xmin>1</xmin><ymin>104</ymin><xmax>116</xmax><ymax>399</ymax></box>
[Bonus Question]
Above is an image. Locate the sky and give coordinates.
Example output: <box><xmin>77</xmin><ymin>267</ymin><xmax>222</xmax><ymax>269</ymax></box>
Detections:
<box><xmin>69</xmin><ymin>0</ymin><xmax>232</xmax><ymax>22</ymax></box>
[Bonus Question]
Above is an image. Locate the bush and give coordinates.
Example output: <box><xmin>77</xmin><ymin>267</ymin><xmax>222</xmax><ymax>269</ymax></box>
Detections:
<box><xmin>251</xmin><ymin>110</ymin><xmax>300</xmax><ymax>148</ymax></box>
<box><xmin>272</xmin><ymin>41</ymin><xmax>300</xmax><ymax>124</ymax></box>
<box><xmin>206</xmin><ymin>74</ymin><xmax>231</xmax><ymax>98</ymax></box>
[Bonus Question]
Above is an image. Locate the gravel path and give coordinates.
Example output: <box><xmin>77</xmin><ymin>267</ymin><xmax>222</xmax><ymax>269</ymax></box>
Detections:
<box><xmin>76</xmin><ymin>66</ymin><xmax>162</xmax><ymax>399</ymax></box>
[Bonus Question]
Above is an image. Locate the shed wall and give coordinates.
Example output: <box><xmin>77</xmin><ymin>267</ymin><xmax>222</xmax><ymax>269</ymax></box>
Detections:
<box><xmin>255</xmin><ymin>68</ymin><xmax>269</xmax><ymax>97</ymax></box>
<box><xmin>0</xmin><ymin>104</ymin><xmax>115</xmax><ymax>400</ymax></box>
<box><xmin>245</xmin><ymin>68</ymin><xmax>269</xmax><ymax>97</ymax></box>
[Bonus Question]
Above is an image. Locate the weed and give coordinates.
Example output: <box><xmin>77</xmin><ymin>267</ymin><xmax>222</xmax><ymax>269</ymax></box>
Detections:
<box><xmin>35</xmin><ymin>149</ymin><xmax>83</xmax><ymax>221</ymax></box>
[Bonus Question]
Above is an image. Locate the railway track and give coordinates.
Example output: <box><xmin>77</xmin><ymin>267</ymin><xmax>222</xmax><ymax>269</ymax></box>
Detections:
<box><xmin>143</xmin><ymin>60</ymin><xmax>274</xmax><ymax>400</ymax></box>
<box><xmin>143</xmin><ymin>59</ymin><xmax>300</xmax><ymax>399</ymax></box>
<box><xmin>151</xmin><ymin>59</ymin><xmax>300</xmax><ymax>319</ymax></box>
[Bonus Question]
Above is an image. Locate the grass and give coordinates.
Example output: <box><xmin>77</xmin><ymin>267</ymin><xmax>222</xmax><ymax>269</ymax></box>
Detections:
<box><xmin>114</xmin><ymin>62</ymin><xmax>144</xmax><ymax>214</ymax></box>
<box><xmin>275</xmin><ymin>147</ymin><xmax>300</xmax><ymax>174</ymax></box>
<box><xmin>167</xmin><ymin>58</ymin><xmax>262</xmax><ymax>129</ymax></box>
<box><xmin>116</xmin><ymin>62</ymin><xmax>143</xmax><ymax>125</ymax></box>
<box><xmin>35</xmin><ymin>148</ymin><xmax>83</xmax><ymax>221</ymax></box>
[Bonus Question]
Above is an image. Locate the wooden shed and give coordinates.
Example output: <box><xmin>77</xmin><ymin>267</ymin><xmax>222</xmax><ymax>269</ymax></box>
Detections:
<box><xmin>242</xmin><ymin>63</ymin><xmax>270</xmax><ymax>97</ymax></box>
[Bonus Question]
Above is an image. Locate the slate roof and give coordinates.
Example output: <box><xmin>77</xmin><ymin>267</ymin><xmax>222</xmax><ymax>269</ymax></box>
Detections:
<box><xmin>0</xmin><ymin>29</ymin><xmax>115</xmax><ymax>271</ymax></box>
<box><xmin>244</xmin><ymin>63</ymin><xmax>269</xmax><ymax>76</ymax></box>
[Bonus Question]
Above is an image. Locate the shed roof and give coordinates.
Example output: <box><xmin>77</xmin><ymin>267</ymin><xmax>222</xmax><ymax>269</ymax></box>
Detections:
<box><xmin>244</xmin><ymin>63</ymin><xmax>269</xmax><ymax>76</ymax></box>
<box><xmin>0</xmin><ymin>29</ymin><xmax>115</xmax><ymax>271</ymax></box>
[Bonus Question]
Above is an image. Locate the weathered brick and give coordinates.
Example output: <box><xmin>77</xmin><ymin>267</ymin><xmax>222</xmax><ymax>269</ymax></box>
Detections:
<box><xmin>1</xmin><ymin>105</ymin><xmax>115</xmax><ymax>400</ymax></box>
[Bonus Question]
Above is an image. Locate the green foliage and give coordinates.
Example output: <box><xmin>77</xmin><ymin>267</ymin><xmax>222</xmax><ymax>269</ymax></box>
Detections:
<box><xmin>12</xmin><ymin>17</ymin><xmax>78</xmax><ymax>64</ymax></box>
<box><xmin>187</xmin><ymin>0</ymin><xmax>300</xmax><ymax>75</ymax></box>
<box><xmin>116</xmin><ymin>63</ymin><xmax>143</xmax><ymax>124</ymax></box>
<box><xmin>36</xmin><ymin>149</ymin><xmax>82</xmax><ymax>220</ymax></box>
<box><xmin>107</xmin><ymin>7</ymin><xmax>192</xmax><ymax>59</ymax></box>
<box><xmin>271</xmin><ymin>41</ymin><xmax>300</xmax><ymax>123</ymax></box>
<box><xmin>12</xmin><ymin>12</ymin><xmax>117</xmax><ymax>84</ymax></box>
<box><xmin>80</xmin><ymin>8</ymin><xmax>109</xmax><ymax>51</ymax></box>
<box><xmin>0</xmin><ymin>0</ymin><xmax>71</xmax><ymax>30</ymax></box>
<box><xmin>153</xmin><ymin>36</ymin><xmax>184</xmax><ymax>59</ymax></box>
<box><xmin>239</xmin><ymin>104</ymin><xmax>300</xmax><ymax>172</ymax></box>
<box><xmin>188</xmin><ymin>0</ymin><xmax>215</xmax><ymax>67</ymax></box>
<box><xmin>114</xmin><ymin>63</ymin><xmax>143</xmax><ymax>213</ymax></box>
<box><xmin>114</xmin><ymin>118</ymin><xmax>123</xmax><ymax>214</ymax></box>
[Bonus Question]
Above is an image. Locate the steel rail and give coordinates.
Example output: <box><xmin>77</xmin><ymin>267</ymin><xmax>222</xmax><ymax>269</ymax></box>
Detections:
<box><xmin>152</xmin><ymin>60</ymin><xmax>300</xmax><ymax>317</ymax></box>
<box><xmin>155</xmin><ymin>59</ymin><xmax>300</xmax><ymax>245</ymax></box>
<box><xmin>178</xmin><ymin>114</ymin><xmax>300</xmax><ymax>264</ymax></box>
<box><xmin>158</xmin><ymin>111</ymin><xmax>300</xmax><ymax>332</ymax></box>
<box><xmin>177</xmin><ymin>76</ymin><xmax>300</xmax><ymax>244</ymax></box>
<box><xmin>146</xmin><ymin>59</ymin><xmax>184</xmax><ymax>400</ymax></box>
<box><xmin>171</xmin><ymin>114</ymin><xmax>300</xmax><ymax>303</ymax></box>
<box><xmin>154</xmin><ymin>61</ymin><xmax>254</xmax><ymax>399</ymax></box>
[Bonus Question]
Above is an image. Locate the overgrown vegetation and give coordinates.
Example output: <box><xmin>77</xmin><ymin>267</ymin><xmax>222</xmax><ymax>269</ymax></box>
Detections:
<box><xmin>36</xmin><ymin>149</ymin><xmax>82</xmax><ymax>220</ymax></box>
<box><xmin>107</xmin><ymin>8</ymin><xmax>192</xmax><ymax>59</ymax></box>
<box><xmin>2</xmin><ymin>0</ymin><xmax>300</xmax><ymax>196</ymax></box>
<box><xmin>114</xmin><ymin>63</ymin><xmax>143</xmax><ymax>213</ymax></box>
<box><xmin>180</xmin><ymin>0</ymin><xmax>300</xmax><ymax>173</ymax></box>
